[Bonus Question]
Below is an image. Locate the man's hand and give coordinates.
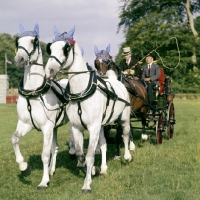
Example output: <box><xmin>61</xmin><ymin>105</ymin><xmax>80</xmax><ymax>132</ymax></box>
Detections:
<box><xmin>144</xmin><ymin>77</ymin><xmax>151</xmax><ymax>83</ymax></box>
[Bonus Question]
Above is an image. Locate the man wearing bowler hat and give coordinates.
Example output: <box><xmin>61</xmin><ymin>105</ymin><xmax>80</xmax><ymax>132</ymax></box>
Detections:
<box><xmin>142</xmin><ymin>54</ymin><xmax>160</xmax><ymax>105</ymax></box>
<box><xmin>120</xmin><ymin>47</ymin><xmax>142</xmax><ymax>77</ymax></box>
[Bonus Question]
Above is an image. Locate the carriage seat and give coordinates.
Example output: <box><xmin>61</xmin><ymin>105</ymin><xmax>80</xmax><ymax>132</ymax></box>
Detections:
<box><xmin>158</xmin><ymin>68</ymin><xmax>165</xmax><ymax>95</ymax></box>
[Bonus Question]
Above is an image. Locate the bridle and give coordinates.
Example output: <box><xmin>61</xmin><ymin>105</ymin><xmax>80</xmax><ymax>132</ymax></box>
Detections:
<box><xmin>47</xmin><ymin>41</ymin><xmax>75</xmax><ymax>71</ymax></box>
<box><xmin>96</xmin><ymin>59</ymin><xmax>113</xmax><ymax>76</ymax></box>
<box><xmin>16</xmin><ymin>36</ymin><xmax>42</xmax><ymax>66</ymax></box>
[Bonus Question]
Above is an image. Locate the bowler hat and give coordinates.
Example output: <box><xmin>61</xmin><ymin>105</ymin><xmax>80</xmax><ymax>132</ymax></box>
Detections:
<box><xmin>122</xmin><ymin>47</ymin><xmax>131</xmax><ymax>55</ymax></box>
<box><xmin>146</xmin><ymin>52</ymin><xmax>156</xmax><ymax>60</ymax></box>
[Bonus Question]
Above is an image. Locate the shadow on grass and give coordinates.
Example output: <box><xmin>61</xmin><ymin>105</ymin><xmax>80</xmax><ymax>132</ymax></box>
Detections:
<box><xmin>17</xmin><ymin>126</ymin><xmax>166</xmax><ymax>185</ymax></box>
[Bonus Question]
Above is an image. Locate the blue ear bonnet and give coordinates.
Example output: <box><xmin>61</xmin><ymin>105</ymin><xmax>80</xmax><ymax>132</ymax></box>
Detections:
<box><xmin>52</xmin><ymin>32</ymin><xmax>72</xmax><ymax>44</ymax></box>
<box><xmin>95</xmin><ymin>50</ymin><xmax>111</xmax><ymax>61</ymax></box>
<box><xmin>52</xmin><ymin>25</ymin><xmax>75</xmax><ymax>45</ymax></box>
<box><xmin>94</xmin><ymin>44</ymin><xmax>112</xmax><ymax>61</ymax></box>
<box><xmin>19</xmin><ymin>23</ymin><xmax>39</xmax><ymax>38</ymax></box>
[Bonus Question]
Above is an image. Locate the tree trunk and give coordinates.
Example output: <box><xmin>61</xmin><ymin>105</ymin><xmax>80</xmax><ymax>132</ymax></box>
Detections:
<box><xmin>185</xmin><ymin>0</ymin><xmax>198</xmax><ymax>66</ymax></box>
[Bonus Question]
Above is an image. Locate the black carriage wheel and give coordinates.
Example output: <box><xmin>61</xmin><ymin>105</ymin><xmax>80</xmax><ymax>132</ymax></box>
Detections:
<box><xmin>167</xmin><ymin>103</ymin><xmax>175</xmax><ymax>139</ymax></box>
<box><xmin>156</xmin><ymin>112</ymin><xmax>164</xmax><ymax>144</ymax></box>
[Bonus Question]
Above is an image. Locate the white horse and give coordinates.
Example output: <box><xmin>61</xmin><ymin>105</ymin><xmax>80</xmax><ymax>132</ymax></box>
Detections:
<box><xmin>11</xmin><ymin>23</ymin><xmax>68</xmax><ymax>190</ymax></box>
<box><xmin>44</xmin><ymin>25</ymin><xmax>133</xmax><ymax>193</ymax></box>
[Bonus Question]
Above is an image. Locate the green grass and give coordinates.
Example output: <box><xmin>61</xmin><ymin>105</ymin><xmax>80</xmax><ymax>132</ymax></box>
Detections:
<box><xmin>0</xmin><ymin>100</ymin><xmax>200</xmax><ymax>200</ymax></box>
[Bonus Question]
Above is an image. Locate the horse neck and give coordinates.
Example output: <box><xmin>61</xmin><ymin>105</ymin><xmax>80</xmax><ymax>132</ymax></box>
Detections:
<box><xmin>67</xmin><ymin>45</ymin><xmax>90</xmax><ymax>93</ymax></box>
<box><xmin>23</xmin><ymin>50</ymin><xmax>45</xmax><ymax>90</ymax></box>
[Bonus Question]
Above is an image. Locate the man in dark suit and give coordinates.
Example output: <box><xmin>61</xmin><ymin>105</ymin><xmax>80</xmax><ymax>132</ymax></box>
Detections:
<box><xmin>142</xmin><ymin>54</ymin><xmax>160</xmax><ymax>105</ymax></box>
<box><xmin>119</xmin><ymin>47</ymin><xmax>142</xmax><ymax>77</ymax></box>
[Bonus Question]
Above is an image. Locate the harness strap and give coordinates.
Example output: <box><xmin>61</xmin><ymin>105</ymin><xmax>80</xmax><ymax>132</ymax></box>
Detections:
<box><xmin>97</xmin><ymin>76</ymin><xmax>110</xmax><ymax>121</ymax></box>
<box><xmin>18</xmin><ymin>77</ymin><xmax>51</xmax><ymax>98</ymax></box>
<box><xmin>77</xmin><ymin>100</ymin><xmax>87</xmax><ymax>130</ymax></box>
<box><xmin>104</xmin><ymin>84</ymin><xmax>118</xmax><ymax>125</ymax></box>
<box><xmin>51</xmin><ymin>80</ymin><xmax>69</xmax><ymax>104</ymax></box>
<box><xmin>26</xmin><ymin>97</ymin><xmax>40</xmax><ymax>131</ymax></box>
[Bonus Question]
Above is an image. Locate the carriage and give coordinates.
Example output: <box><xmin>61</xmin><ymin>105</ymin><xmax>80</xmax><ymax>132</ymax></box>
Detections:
<box><xmin>94</xmin><ymin>45</ymin><xmax>176</xmax><ymax>145</ymax></box>
<box><xmin>130</xmin><ymin>68</ymin><xmax>176</xmax><ymax>144</ymax></box>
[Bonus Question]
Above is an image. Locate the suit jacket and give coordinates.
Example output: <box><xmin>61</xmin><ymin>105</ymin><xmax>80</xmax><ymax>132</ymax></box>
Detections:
<box><xmin>142</xmin><ymin>63</ymin><xmax>160</xmax><ymax>86</ymax></box>
<box><xmin>119</xmin><ymin>57</ymin><xmax>142</xmax><ymax>76</ymax></box>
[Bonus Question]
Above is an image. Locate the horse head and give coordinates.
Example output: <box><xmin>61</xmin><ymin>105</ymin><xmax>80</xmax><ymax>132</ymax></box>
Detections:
<box><xmin>45</xmin><ymin>25</ymin><xmax>76</xmax><ymax>79</ymax></box>
<box><xmin>14</xmin><ymin>23</ymin><xmax>40</xmax><ymax>68</ymax></box>
<box><xmin>94</xmin><ymin>44</ymin><xmax>118</xmax><ymax>77</ymax></box>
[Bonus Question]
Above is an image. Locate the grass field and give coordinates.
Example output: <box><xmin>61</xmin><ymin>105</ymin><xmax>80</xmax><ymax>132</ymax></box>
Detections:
<box><xmin>0</xmin><ymin>100</ymin><xmax>200</xmax><ymax>200</ymax></box>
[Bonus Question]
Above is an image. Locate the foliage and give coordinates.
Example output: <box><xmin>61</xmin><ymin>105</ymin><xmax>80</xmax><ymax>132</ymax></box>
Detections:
<box><xmin>0</xmin><ymin>33</ymin><xmax>48</xmax><ymax>88</ymax></box>
<box><xmin>116</xmin><ymin>0</ymin><xmax>200</xmax><ymax>93</ymax></box>
<box><xmin>1</xmin><ymin>100</ymin><xmax>200</xmax><ymax>199</ymax></box>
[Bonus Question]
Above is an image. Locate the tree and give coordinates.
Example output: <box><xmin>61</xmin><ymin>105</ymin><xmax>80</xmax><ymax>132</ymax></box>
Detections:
<box><xmin>116</xmin><ymin>0</ymin><xmax>200</xmax><ymax>92</ymax></box>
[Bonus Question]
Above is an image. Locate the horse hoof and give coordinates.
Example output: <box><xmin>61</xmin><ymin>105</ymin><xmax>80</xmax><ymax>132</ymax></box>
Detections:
<box><xmin>92</xmin><ymin>166</ymin><xmax>100</xmax><ymax>176</ymax></box>
<box><xmin>141</xmin><ymin>134</ymin><xmax>148</xmax><ymax>140</ymax></box>
<box><xmin>69</xmin><ymin>153</ymin><xmax>76</xmax><ymax>160</ymax></box>
<box><xmin>129</xmin><ymin>142</ymin><xmax>136</xmax><ymax>151</ymax></box>
<box><xmin>100</xmin><ymin>173</ymin><xmax>106</xmax><ymax>178</ymax></box>
<box><xmin>113</xmin><ymin>156</ymin><xmax>121</xmax><ymax>161</ymax></box>
<box><xmin>82</xmin><ymin>189</ymin><xmax>91</xmax><ymax>194</ymax></box>
<box><xmin>37</xmin><ymin>186</ymin><xmax>47</xmax><ymax>191</ymax></box>
<box><xmin>95</xmin><ymin>149</ymin><xmax>101</xmax><ymax>155</ymax></box>
<box><xmin>49</xmin><ymin>174</ymin><xmax>53</xmax><ymax>178</ymax></box>
<box><xmin>21</xmin><ymin>165</ymin><xmax>31</xmax><ymax>177</ymax></box>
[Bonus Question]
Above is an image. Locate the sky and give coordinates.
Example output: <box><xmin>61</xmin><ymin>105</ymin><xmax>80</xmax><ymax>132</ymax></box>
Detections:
<box><xmin>0</xmin><ymin>0</ymin><xmax>125</xmax><ymax>66</ymax></box>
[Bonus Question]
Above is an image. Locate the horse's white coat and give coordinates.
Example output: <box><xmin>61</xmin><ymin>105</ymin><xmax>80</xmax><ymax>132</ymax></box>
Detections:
<box><xmin>45</xmin><ymin>36</ymin><xmax>132</xmax><ymax>192</ymax></box>
<box><xmin>11</xmin><ymin>33</ymin><xmax>68</xmax><ymax>189</ymax></box>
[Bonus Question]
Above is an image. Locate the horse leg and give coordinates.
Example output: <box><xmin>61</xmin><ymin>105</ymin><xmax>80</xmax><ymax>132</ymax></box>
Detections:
<box><xmin>113</xmin><ymin>123</ymin><xmax>123</xmax><ymax>161</ymax></box>
<box><xmin>49</xmin><ymin>128</ymin><xmax>58</xmax><ymax>177</ymax></box>
<box><xmin>37</xmin><ymin>125</ymin><xmax>54</xmax><ymax>190</ymax></box>
<box><xmin>11</xmin><ymin>121</ymin><xmax>32</xmax><ymax>176</ymax></box>
<box><xmin>82</xmin><ymin>125</ymin><xmax>101</xmax><ymax>193</ymax></box>
<box><xmin>129</xmin><ymin>123</ymin><xmax>135</xmax><ymax>151</ymax></box>
<box><xmin>98</xmin><ymin>127</ymin><xmax>107</xmax><ymax>175</ymax></box>
<box><xmin>141</xmin><ymin>114</ymin><xmax>148</xmax><ymax>140</ymax></box>
<box><xmin>69</xmin><ymin>123</ymin><xmax>76</xmax><ymax>160</ymax></box>
<box><xmin>71</xmin><ymin>126</ymin><xmax>85</xmax><ymax>168</ymax></box>
<box><xmin>120</xmin><ymin>108</ymin><xmax>132</xmax><ymax>162</ymax></box>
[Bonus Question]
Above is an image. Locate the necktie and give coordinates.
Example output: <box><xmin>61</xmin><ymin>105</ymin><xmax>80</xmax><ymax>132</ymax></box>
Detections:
<box><xmin>148</xmin><ymin>64</ymin><xmax>151</xmax><ymax>77</ymax></box>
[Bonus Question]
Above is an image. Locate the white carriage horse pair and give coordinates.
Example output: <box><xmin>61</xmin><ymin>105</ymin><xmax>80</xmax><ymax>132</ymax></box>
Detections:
<box><xmin>11</xmin><ymin>23</ymin><xmax>134</xmax><ymax>193</ymax></box>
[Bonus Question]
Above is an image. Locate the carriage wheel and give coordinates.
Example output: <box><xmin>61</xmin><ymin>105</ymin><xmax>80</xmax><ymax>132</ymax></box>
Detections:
<box><xmin>167</xmin><ymin>102</ymin><xmax>175</xmax><ymax>139</ymax></box>
<box><xmin>156</xmin><ymin>112</ymin><xmax>164</xmax><ymax>144</ymax></box>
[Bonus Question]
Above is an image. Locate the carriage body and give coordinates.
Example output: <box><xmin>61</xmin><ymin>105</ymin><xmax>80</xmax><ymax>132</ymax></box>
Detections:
<box><xmin>142</xmin><ymin>69</ymin><xmax>176</xmax><ymax>144</ymax></box>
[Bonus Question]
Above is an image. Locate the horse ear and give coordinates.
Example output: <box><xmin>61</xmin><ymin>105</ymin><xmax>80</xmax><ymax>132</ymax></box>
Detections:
<box><xmin>46</xmin><ymin>43</ymin><xmax>52</xmax><ymax>55</ymax></box>
<box><xmin>19</xmin><ymin>24</ymin><xmax>25</xmax><ymax>35</ymax></box>
<box><xmin>15</xmin><ymin>37</ymin><xmax>19</xmax><ymax>48</ymax></box>
<box><xmin>94</xmin><ymin>45</ymin><xmax>100</xmax><ymax>55</ymax></box>
<box><xmin>54</xmin><ymin>25</ymin><xmax>60</xmax><ymax>37</ymax></box>
<box><xmin>80</xmin><ymin>47</ymin><xmax>84</xmax><ymax>57</ymax></box>
<box><xmin>66</xmin><ymin>25</ymin><xmax>75</xmax><ymax>39</ymax></box>
<box><xmin>106</xmin><ymin>44</ymin><xmax>110</xmax><ymax>53</ymax></box>
<box><xmin>33</xmin><ymin>23</ymin><xmax>39</xmax><ymax>36</ymax></box>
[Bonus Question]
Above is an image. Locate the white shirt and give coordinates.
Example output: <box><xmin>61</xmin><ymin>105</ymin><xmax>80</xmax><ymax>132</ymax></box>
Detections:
<box><xmin>126</xmin><ymin>58</ymin><xmax>131</xmax><ymax>65</ymax></box>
